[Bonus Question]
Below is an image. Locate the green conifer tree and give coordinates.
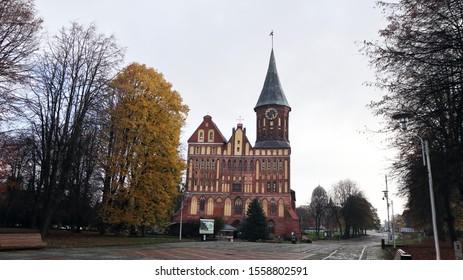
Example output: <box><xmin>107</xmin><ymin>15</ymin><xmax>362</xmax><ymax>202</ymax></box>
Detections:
<box><xmin>241</xmin><ymin>198</ymin><xmax>269</xmax><ymax>241</ymax></box>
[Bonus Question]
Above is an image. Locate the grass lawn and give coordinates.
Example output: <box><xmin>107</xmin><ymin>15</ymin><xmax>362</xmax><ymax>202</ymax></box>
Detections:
<box><xmin>0</xmin><ymin>227</ymin><xmax>190</xmax><ymax>248</ymax></box>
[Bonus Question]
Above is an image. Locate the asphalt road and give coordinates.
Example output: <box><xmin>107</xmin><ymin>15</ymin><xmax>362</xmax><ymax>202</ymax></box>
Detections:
<box><xmin>0</xmin><ymin>231</ymin><xmax>386</xmax><ymax>260</ymax></box>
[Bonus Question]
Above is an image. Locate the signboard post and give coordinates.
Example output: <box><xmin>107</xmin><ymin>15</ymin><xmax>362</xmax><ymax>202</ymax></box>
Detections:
<box><xmin>199</xmin><ymin>219</ymin><xmax>214</xmax><ymax>241</ymax></box>
<box><xmin>455</xmin><ymin>241</ymin><xmax>462</xmax><ymax>260</ymax></box>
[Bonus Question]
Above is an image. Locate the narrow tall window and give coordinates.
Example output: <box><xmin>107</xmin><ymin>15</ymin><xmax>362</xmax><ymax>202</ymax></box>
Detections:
<box><xmin>199</xmin><ymin>197</ymin><xmax>205</xmax><ymax>212</ymax></box>
<box><xmin>270</xmin><ymin>199</ymin><xmax>277</xmax><ymax>216</ymax></box>
<box><xmin>234</xmin><ymin>198</ymin><xmax>243</xmax><ymax>215</ymax></box>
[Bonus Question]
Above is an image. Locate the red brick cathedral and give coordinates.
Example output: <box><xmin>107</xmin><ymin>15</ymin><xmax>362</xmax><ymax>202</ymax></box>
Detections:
<box><xmin>177</xmin><ymin>49</ymin><xmax>300</xmax><ymax>238</ymax></box>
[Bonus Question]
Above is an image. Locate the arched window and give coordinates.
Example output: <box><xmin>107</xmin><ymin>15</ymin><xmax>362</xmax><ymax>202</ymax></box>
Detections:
<box><xmin>267</xmin><ymin>220</ymin><xmax>275</xmax><ymax>234</ymax></box>
<box><xmin>270</xmin><ymin>199</ymin><xmax>277</xmax><ymax>216</ymax></box>
<box><xmin>262</xmin><ymin>199</ymin><xmax>268</xmax><ymax>216</ymax></box>
<box><xmin>278</xmin><ymin>199</ymin><xmax>285</xmax><ymax>217</ymax></box>
<box><xmin>207</xmin><ymin>197</ymin><xmax>214</xmax><ymax>215</ymax></box>
<box><xmin>190</xmin><ymin>196</ymin><xmax>198</xmax><ymax>215</ymax></box>
<box><xmin>208</xmin><ymin>130</ymin><xmax>214</xmax><ymax>141</ymax></box>
<box><xmin>224</xmin><ymin>198</ymin><xmax>231</xmax><ymax>217</ymax></box>
<box><xmin>234</xmin><ymin>198</ymin><xmax>243</xmax><ymax>215</ymax></box>
<box><xmin>267</xmin><ymin>182</ymin><xmax>271</xmax><ymax>192</ymax></box>
<box><xmin>273</xmin><ymin>181</ymin><xmax>277</xmax><ymax>192</ymax></box>
<box><xmin>199</xmin><ymin>196</ymin><xmax>205</xmax><ymax>212</ymax></box>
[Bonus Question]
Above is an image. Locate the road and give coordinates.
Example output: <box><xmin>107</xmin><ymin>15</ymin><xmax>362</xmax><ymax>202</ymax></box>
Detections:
<box><xmin>0</xmin><ymin>231</ymin><xmax>386</xmax><ymax>260</ymax></box>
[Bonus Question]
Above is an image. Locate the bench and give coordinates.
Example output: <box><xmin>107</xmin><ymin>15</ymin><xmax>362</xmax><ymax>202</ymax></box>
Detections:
<box><xmin>394</xmin><ymin>248</ymin><xmax>412</xmax><ymax>260</ymax></box>
<box><xmin>0</xmin><ymin>233</ymin><xmax>47</xmax><ymax>250</ymax></box>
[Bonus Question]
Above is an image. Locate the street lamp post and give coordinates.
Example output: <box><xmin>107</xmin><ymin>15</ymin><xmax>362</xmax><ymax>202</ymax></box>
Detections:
<box><xmin>178</xmin><ymin>183</ymin><xmax>186</xmax><ymax>240</ymax></box>
<box><xmin>392</xmin><ymin>112</ymin><xmax>440</xmax><ymax>260</ymax></box>
<box><xmin>382</xmin><ymin>175</ymin><xmax>391</xmax><ymax>235</ymax></box>
<box><xmin>391</xmin><ymin>200</ymin><xmax>396</xmax><ymax>248</ymax></box>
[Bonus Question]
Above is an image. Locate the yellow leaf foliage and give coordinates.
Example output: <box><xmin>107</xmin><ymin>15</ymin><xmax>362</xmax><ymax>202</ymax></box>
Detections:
<box><xmin>100</xmin><ymin>63</ymin><xmax>189</xmax><ymax>231</ymax></box>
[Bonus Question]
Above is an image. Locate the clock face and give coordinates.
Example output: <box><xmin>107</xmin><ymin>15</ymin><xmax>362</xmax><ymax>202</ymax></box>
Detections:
<box><xmin>265</xmin><ymin>108</ymin><xmax>278</xmax><ymax>120</ymax></box>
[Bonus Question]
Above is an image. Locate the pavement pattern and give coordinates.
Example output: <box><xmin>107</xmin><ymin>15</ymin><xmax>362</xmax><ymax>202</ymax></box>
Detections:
<box><xmin>0</xmin><ymin>238</ymin><xmax>384</xmax><ymax>260</ymax></box>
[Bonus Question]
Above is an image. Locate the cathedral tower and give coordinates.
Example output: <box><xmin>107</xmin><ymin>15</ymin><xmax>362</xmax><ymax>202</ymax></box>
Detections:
<box><xmin>254</xmin><ymin>49</ymin><xmax>291</xmax><ymax>148</ymax></box>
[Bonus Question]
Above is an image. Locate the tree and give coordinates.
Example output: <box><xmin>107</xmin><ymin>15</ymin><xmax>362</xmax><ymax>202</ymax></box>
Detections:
<box><xmin>25</xmin><ymin>22</ymin><xmax>124</xmax><ymax>237</ymax></box>
<box><xmin>330</xmin><ymin>179</ymin><xmax>361</xmax><ymax>234</ymax></box>
<box><xmin>342</xmin><ymin>193</ymin><xmax>378</xmax><ymax>237</ymax></box>
<box><xmin>213</xmin><ymin>216</ymin><xmax>225</xmax><ymax>236</ymax></box>
<box><xmin>310</xmin><ymin>186</ymin><xmax>328</xmax><ymax>239</ymax></box>
<box><xmin>99</xmin><ymin>63</ymin><xmax>188</xmax><ymax>235</ymax></box>
<box><xmin>0</xmin><ymin>0</ymin><xmax>42</xmax><ymax>121</ymax></box>
<box><xmin>362</xmin><ymin>0</ymin><xmax>463</xmax><ymax>243</ymax></box>
<box><xmin>241</xmin><ymin>198</ymin><xmax>269</xmax><ymax>241</ymax></box>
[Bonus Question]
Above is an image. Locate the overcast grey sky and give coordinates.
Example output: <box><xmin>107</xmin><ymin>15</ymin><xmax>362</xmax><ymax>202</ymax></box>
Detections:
<box><xmin>34</xmin><ymin>0</ymin><xmax>402</xmax><ymax>223</ymax></box>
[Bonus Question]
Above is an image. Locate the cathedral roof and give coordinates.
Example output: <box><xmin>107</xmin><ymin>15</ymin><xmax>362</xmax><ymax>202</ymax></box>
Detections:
<box><xmin>254</xmin><ymin>49</ymin><xmax>290</xmax><ymax>110</ymax></box>
<box><xmin>187</xmin><ymin>115</ymin><xmax>227</xmax><ymax>143</ymax></box>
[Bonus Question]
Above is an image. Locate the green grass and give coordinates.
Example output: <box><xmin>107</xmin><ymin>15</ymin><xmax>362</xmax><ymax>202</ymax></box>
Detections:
<box><xmin>1</xmin><ymin>227</ymin><xmax>191</xmax><ymax>248</ymax></box>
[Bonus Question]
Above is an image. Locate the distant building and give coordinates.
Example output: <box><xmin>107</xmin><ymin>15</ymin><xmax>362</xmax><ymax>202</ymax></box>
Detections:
<box><xmin>173</xmin><ymin>49</ymin><xmax>300</xmax><ymax>238</ymax></box>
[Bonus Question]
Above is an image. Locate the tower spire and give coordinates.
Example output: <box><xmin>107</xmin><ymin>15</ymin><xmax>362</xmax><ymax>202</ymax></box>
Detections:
<box><xmin>269</xmin><ymin>30</ymin><xmax>274</xmax><ymax>49</ymax></box>
<box><xmin>254</xmin><ymin>49</ymin><xmax>290</xmax><ymax>110</ymax></box>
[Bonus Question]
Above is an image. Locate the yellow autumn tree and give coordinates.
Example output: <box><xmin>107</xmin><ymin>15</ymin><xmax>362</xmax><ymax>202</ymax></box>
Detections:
<box><xmin>100</xmin><ymin>63</ymin><xmax>188</xmax><ymax>235</ymax></box>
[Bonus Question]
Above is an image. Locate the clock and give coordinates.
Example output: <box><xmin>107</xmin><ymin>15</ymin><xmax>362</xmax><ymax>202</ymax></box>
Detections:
<box><xmin>265</xmin><ymin>108</ymin><xmax>278</xmax><ymax>120</ymax></box>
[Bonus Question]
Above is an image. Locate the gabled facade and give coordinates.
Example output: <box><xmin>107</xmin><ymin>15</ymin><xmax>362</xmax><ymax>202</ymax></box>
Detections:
<box><xmin>174</xmin><ymin>49</ymin><xmax>300</xmax><ymax>238</ymax></box>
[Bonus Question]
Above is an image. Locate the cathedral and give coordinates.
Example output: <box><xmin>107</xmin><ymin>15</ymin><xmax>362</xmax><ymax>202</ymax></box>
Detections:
<box><xmin>175</xmin><ymin>48</ymin><xmax>300</xmax><ymax>238</ymax></box>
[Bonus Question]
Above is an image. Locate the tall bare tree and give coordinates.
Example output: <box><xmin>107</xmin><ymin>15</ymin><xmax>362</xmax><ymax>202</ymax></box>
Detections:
<box><xmin>25</xmin><ymin>22</ymin><xmax>124</xmax><ymax>237</ymax></box>
<box><xmin>362</xmin><ymin>0</ymin><xmax>463</xmax><ymax>242</ymax></box>
<box><xmin>0</xmin><ymin>0</ymin><xmax>42</xmax><ymax>120</ymax></box>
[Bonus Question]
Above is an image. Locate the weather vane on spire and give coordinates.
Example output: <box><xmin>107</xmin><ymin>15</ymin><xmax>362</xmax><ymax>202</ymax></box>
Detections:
<box><xmin>269</xmin><ymin>30</ymin><xmax>274</xmax><ymax>49</ymax></box>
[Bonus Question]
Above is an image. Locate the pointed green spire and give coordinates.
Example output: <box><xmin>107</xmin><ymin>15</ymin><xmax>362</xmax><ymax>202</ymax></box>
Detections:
<box><xmin>254</xmin><ymin>49</ymin><xmax>290</xmax><ymax>109</ymax></box>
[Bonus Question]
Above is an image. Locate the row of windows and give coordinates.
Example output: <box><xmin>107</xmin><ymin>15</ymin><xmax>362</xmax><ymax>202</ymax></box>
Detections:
<box><xmin>190</xmin><ymin>196</ymin><xmax>285</xmax><ymax>217</ymax></box>
<box><xmin>193</xmin><ymin>159</ymin><xmax>284</xmax><ymax>171</ymax></box>
<box><xmin>198</xmin><ymin>130</ymin><xmax>214</xmax><ymax>142</ymax></box>
<box><xmin>189</xmin><ymin>181</ymin><xmax>282</xmax><ymax>193</ymax></box>
<box><xmin>195</xmin><ymin>146</ymin><xmax>218</xmax><ymax>155</ymax></box>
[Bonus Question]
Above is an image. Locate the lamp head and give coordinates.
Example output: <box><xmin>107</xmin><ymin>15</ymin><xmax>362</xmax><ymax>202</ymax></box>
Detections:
<box><xmin>392</xmin><ymin>112</ymin><xmax>414</xmax><ymax>131</ymax></box>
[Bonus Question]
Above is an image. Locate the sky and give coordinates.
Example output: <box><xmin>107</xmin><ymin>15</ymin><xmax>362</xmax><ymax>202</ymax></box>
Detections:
<box><xmin>34</xmin><ymin>0</ymin><xmax>403</xmax><ymax>224</ymax></box>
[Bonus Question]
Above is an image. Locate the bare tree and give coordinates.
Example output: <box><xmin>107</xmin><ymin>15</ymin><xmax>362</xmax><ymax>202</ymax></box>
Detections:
<box><xmin>362</xmin><ymin>0</ymin><xmax>463</xmax><ymax>243</ymax></box>
<box><xmin>330</xmin><ymin>179</ymin><xmax>362</xmax><ymax>237</ymax></box>
<box><xmin>0</xmin><ymin>0</ymin><xmax>42</xmax><ymax>120</ymax></box>
<box><xmin>310</xmin><ymin>186</ymin><xmax>328</xmax><ymax>239</ymax></box>
<box><xmin>25</xmin><ymin>22</ymin><xmax>124</xmax><ymax>237</ymax></box>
